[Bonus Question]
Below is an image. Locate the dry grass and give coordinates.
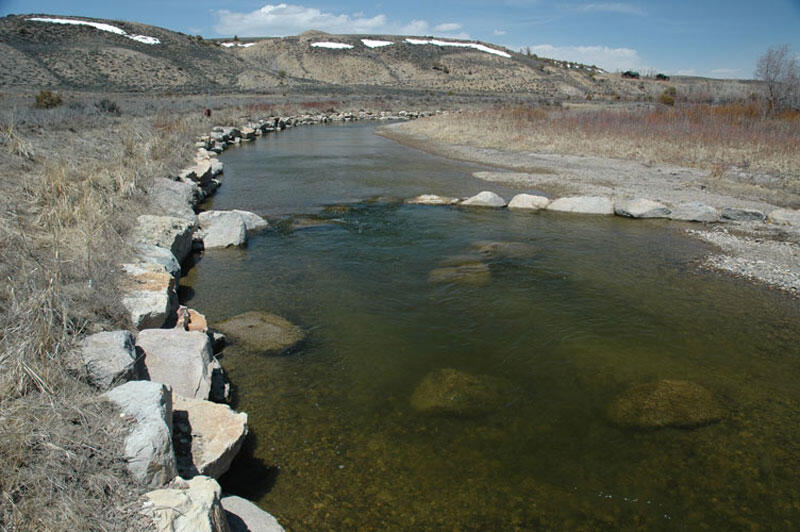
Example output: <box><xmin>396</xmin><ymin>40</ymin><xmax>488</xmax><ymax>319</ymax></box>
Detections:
<box><xmin>405</xmin><ymin>102</ymin><xmax>800</xmax><ymax>179</ymax></box>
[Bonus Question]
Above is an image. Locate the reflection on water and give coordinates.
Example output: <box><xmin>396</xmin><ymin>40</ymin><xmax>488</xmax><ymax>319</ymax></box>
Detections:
<box><xmin>182</xmin><ymin>123</ymin><xmax>800</xmax><ymax>531</ymax></box>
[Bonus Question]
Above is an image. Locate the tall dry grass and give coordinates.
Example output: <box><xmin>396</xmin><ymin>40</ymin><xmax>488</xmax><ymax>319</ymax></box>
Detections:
<box><xmin>405</xmin><ymin>102</ymin><xmax>800</xmax><ymax>179</ymax></box>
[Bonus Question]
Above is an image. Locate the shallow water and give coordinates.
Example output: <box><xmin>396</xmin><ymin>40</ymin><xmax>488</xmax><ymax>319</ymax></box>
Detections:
<box><xmin>183</xmin><ymin>122</ymin><xmax>800</xmax><ymax>531</ymax></box>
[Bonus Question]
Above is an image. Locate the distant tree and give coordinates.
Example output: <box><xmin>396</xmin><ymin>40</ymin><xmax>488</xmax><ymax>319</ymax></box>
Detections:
<box><xmin>755</xmin><ymin>44</ymin><xmax>799</xmax><ymax>112</ymax></box>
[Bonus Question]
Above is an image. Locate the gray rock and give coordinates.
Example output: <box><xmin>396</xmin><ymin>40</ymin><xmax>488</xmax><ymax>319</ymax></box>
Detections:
<box><xmin>507</xmin><ymin>194</ymin><xmax>550</xmax><ymax>210</ymax></box>
<box><xmin>135</xmin><ymin>244</ymin><xmax>182</xmax><ymax>279</ymax></box>
<box><xmin>149</xmin><ymin>178</ymin><xmax>199</xmax><ymax>223</ymax></box>
<box><xmin>460</xmin><ymin>191</ymin><xmax>507</xmax><ymax>208</ymax></box>
<box><xmin>104</xmin><ymin>381</ymin><xmax>176</xmax><ymax>487</ymax></box>
<box><xmin>222</xmin><ymin>496</ymin><xmax>285</xmax><ymax>532</ymax></box>
<box><xmin>214</xmin><ymin>311</ymin><xmax>305</xmax><ymax>354</ymax></box>
<box><xmin>547</xmin><ymin>196</ymin><xmax>615</xmax><ymax>215</ymax></box>
<box><xmin>406</xmin><ymin>194</ymin><xmax>460</xmax><ymax>205</ymax></box>
<box><xmin>173</xmin><ymin>395</ymin><xmax>248</xmax><ymax>479</ymax></box>
<box><xmin>410</xmin><ymin>368</ymin><xmax>514</xmax><ymax>416</ymax></box>
<box><xmin>131</xmin><ymin>215</ymin><xmax>196</xmax><ymax>263</ymax></box>
<box><xmin>121</xmin><ymin>262</ymin><xmax>179</xmax><ymax>330</ymax></box>
<box><xmin>141</xmin><ymin>476</ymin><xmax>230</xmax><ymax>532</ymax></box>
<box><xmin>230</xmin><ymin>210</ymin><xmax>269</xmax><ymax>232</ymax></box>
<box><xmin>720</xmin><ymin>207</ymin><xmax>766</xmax><ymax>221</ymax></box>
<box><xmin>137</xmin><ymin>329</ymin><xmax>216</xmax><ymax>400</ymax></box>
<box><xmin>668</xmin><ymin>202</ymin><xmax>719</xmax><ymax>222</ymax></box>
<box><xmin>767</xmin><ymin>208</ymin><xmax>800</xmax><ymax>226</ymax></box>
<box><xmin>615</xmin><ymin>198</ymin><xmax>671</xmax><ymax>219</ymax></box>
<box><xmin>198</xmin><ymin>211</ymin><xmax>248</xmax><ymax>249</ymax></box>
<box><xmin>80</xmin><ymin>330</ymin><xmax>141</xmax><ymax>389</ymax></box>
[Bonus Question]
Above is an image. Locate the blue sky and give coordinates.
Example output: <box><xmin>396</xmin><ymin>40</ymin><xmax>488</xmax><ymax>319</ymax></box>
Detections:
<box><xmin>2</xmin><ymin>0</ymin><xmax>799</xmax><ymax>78</ymax></box>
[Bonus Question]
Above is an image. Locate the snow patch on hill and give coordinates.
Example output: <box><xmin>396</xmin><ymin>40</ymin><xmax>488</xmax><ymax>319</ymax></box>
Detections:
<box><xmin>311</xmin><ymin>41</ymin><xmax>354</xmax><ymax>49</ymax></box>
<box><xmin>404</xmin><ymin>38</ymin><xmax>511</xmax><ymax>58</ymax></box>
<box><xmin>361</xmin><ymin>39</ymin><xmax>394</xmax><ymax>48</ymax></box>
<box><xmin>26</xmin><ymin>17</ymin><xmax>161</xmax><ymax>45</ymax></box>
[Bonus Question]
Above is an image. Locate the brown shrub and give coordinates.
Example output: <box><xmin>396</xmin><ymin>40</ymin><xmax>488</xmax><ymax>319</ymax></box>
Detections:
<box><xmin>33</xmin><ymin>90</ymin><xmax>63</xmax><ymax>109</ymax></box>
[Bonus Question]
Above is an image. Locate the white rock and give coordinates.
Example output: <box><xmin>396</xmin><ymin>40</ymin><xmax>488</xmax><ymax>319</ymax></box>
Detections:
<box><xmin>615</xmin><ymin>198</ymin><xmax>671</xmax><ymax>219</ymax></box>
<box><xmin>669</xmin><ymin>202</ymin><xmax>719</xmax><ymax>222</ymax></box>
<box><xmin>131</xmin><ymin>215</ymin><xmax>196</xmax><ymax>263</ymax></box>
<box><xmin>547</xmin><ymin>196</ymin><xmax>615</xmax><ymax>215</ymax></box>
<box><xmin>198</xmin><ymin>211</ymin><xmax>248</xmax><ymax>249</ymax></box>
<box><xmin>508</xmin><ymin>194</ymin><xmax>550</xmax><ymax>210</ymax></box>
<box><xmin>767</xmin><ymin>208</ymin><xmax>800</xmax><ymax>226</ymax></box>
<box><xmin>141</xmin><ymin>476</ymin><xmax>230</xmax><ymax>532</ymax></box>
<box><xmin>137</xmin><ymin>329</ymin><xmax>216</xmax><ymax>400</ymax></box>
<box><xmin>104</xmin><ymin>381</ymin><xmax>176</xmax><ymax>488</ymax></box>
<box><xmin>230</xmin><ymin>210</ymin><xmax>269</xmax><ymax>232</ymax></box>
<box><xmin>222</xmin><ymin>496</ymin><xmax>285</xmax><ymax>532</ymax></box>
<box><xmin>406</xmin><ymin>194</ymin><xmax>460</xmax><ymax>205</ymax></box>
<box><xmin>460</xmin><ymin>191</ymin><xmax>507</xmax><ymax>208</ymax></box>
<box><xmin>173</xmin><ymin>395</ymin><xmax>248</xmax><ymax>479</ymax></box>
<box><xmin>80</xmin><ymin>330</ymin><xmax>141</xmax><ymax>389</ymax></box>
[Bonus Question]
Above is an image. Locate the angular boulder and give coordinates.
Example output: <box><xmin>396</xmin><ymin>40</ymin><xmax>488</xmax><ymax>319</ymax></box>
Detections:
<box><xmin>615</xmin><ymin>198</ymin><xmax>671</xmax><ymax>219</ymax></box>
<box><xmin>460</xmin><ymin>191</ymin><xmax>507</xmax><ymax>208</ymax></box>
<box><xmin>121</xmin><ymin>262</ymin><xmax>179</xmax><ymax>330</ymax></box>
<box><xmin>136</xmin><ymin>329</ymin><xmax>216</xmax><ymax>400</ymax></box>
<box><xmin>231</xmin><ymin>210</ymin><xmax>269</xmax><ymax>232</ymax></box>
<box><xmin>173</xmin><ymin>395</ymin><xmax>248</xmax><ymax>479</ymax></box>
<box><xmin>131</xmin><ymin>215</ymin><xmax>196</xmax><ymax>263</ymax></box>
<box><xmin>222</xmin><ymin>496</ymin><xmax>285</xmax><ymax>532</ymax></box>
<box><xmin>668</xmin><ymin>202</ymin><xmax>719</xmax><ymax>222</ymax></box>
<box><xmin>104</xmin><ymin>381</ymin><xmax>176</xmax><ymax>488</ymax></box>
<box><xmin>149</xmin><ymin>178</ymin><xmax>199</xmax><ymax>223</ymax></box>
<box><xmin>141</xmin><ymin>476</ymin><xmax>230</xmax><ymax>532</ymax></box>
<box><xmin>508</xmin><ymin>194</ymin><xmax>550</xmax><ymax>210</ymax></box>
<box><xmin>214</xmin><ymin>311</ymin><xmax>305</xmax><ymax>354</ymax></box>
<box><xmin>80</xmin><ymin>330</ymin><xmax>141</xmax><ymax>389</ymax></box>
<box><xmin>547</xmin><ymin>196</ymin><xmax>615</xmax><ymax>215</ymax></box>
<box><xmin>134</xmin><ymin>244</ymin><xmax>182</xmax><ymax>280</ymax></box>
<box><xmin>198</xmin><ymin>211</ymin><xmax>248</xmax><ymax>249</ymax></box>
<box><xmin>406</xmin><ymin>194</ymin><xmax>460</xmax><ymax>205</ymax></box>
<box><xmin>410</xmin><ymin>368</ymin><xmax>514</xmax><ymax>416</ymax></box>
<box><xmin>606</xmin><ymin>379</ymin><xmax>724</xmax><ymax>429</ymax></box>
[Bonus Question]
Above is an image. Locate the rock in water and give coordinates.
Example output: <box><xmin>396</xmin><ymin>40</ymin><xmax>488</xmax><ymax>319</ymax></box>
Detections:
<box><xmin>214</xmin><ymin>311</ymin><xmax>305</xmax><ymax>354</ymax></box>
<box><xmin>460</xmin><ymin>191</ymin><xmax>507</xmax><ymax>208</ymax></box>
<box><xmin>508</xmin><ymin>193</ymin><xmax>550</xmax><ymax>210</ymax></box>
<box><xmin>141</xmin><ymin>476</ymin><xmax>230</xmax><ymax>532</ymax></box>
<box><xmin>428</xmin><ymin>262</ymin><xmax>491</xmax><ymax>285</ymax></box>
<box><xmin>547</xmin><ymin>196</ymin><xmax>615</xmax><ymax>215</ymax></box>
<box><xmin>222</xmin><ymin>496</ymin><xmax>285</xmax><ymax>532</ymax></box>
<box><xmin>406</xmin><ymin>194</ymin><xmax>461</xmax><ymax>205</ymax></box>
<box><xmin>198</xmin><ymin>210</ymin><xmax>248</xmax><ymax>249</ymax></box>
<box><xmin>615</xmin><ymin>198</ymin><xmax>671</xmax><ymax>219</ymax></box>
<box><xmin>606</xmin><ymin>379</ymin><xmax>724</xmax><ymax>429</ymax></box>
<box><xmin>410</xmin><ymin>368</ymin><xmax>514</xmax><ymax>416</ymax></box>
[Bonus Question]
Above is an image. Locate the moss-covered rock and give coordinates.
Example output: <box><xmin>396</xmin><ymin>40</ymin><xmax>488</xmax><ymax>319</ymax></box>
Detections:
<box><xmin>428</xmin><ymin>262</ymin><xmax>490</xmax><ymax>285</ymax></box>
<box><xmin>469</xmin><ymin>240</ymin><xmax>540</xmax><ymax>259</ymax></box>
<box><xmin>410</xmin><ymin>368</ymin><xmax>514</xmax><ymax>416</ymax></box>
<box><xmin>214</xmin><ymin>311</ymin><xmax>305</xmax><ymax>354</ymax></box>
<box><xmin>606</xmin><ymin>379</ymin><xmax>724</xmax><ymax>429</ymax></box>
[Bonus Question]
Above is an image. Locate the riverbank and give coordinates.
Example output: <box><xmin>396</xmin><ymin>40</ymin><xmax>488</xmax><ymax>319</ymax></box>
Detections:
<box><xmin>378</xmin><ymin>116</ymin><xmax>800</xmax><ymax>295</ymax></box>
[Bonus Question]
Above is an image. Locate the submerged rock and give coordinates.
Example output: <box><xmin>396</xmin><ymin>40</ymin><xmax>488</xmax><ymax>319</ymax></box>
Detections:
<box><xmin>606</xmin><ymin>379</ymin><xmax>724</xmax><ymax>429</ymax></box>
<box><xmin>214</xmin><ymin>311</ymin><xmax>305</xmax><ymax>354</ymax></box>
<box><xmin>428</xmin><ymin>262</ymin><xmax>491</xmax><ymax>285</ymax></box>
<box><xmin>460</xmin><ymin>191</ymin><xmax>507</xmax><ymax>208</ymax></box>
<box><xmin>222</xmin><ymin>496</ymin><xmax>285</xmax><ymax>532</ymax></box>
<box><xmin>469</xmin><ymin>240</ymin><xmax>539</xmax><ymax>259</ymax></box>
<box><xmin>410</xmin><ymin>368</ymin><xmax>514</xmax><ymax>416</ymax></box>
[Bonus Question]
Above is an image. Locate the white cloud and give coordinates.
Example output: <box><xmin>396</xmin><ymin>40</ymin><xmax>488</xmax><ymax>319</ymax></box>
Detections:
<box><xmin>214</xmin><ymin>3</ymin><xmax>388</xmax><ymax>36</ymax></box>
<box><xmin>434</xmin><ymin>22</ymin><xmax>462</xmax><ymax>32</ymax></box>
<box><xmin>529</xmin><ymin>44</ymin><xmax>645</xmax><ymax>71</ymax></box>
<box><xmin>578</xmin><ymin>3</ymin><xmax>645</xmax><ymax>15</ymax></box>
<box><xmin>493</xmin><ymin>29</ymin><xmax>507</xmax><ymax>36</ymax></box>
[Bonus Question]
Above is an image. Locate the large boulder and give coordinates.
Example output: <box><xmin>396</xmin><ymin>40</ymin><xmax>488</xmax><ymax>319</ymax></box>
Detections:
<box><xmin>767</xmin><ymin>208</ymin><xmax>800</xmax><ymax>226</ymax></box>
<box><xmin>104</xmin><ymin>381</ymin><xmax>176</xmax><ymax>488</ymax></box>
<box><xmin>80</xmin><ymin>330</ymin><xmax>141</xmax><ymax>389</ymax></box>
<box><xmin>668</xmin><ymin>202</ymin><xmax>719</xmax><ymax>222</ymax></box>
<box><xmin>134</xmin><ymin>244</ymin><xmax>182</xmax><ymax>279</ymax></box>
<box><xmin>222</xmin><ymin>496</ymin><xmax>285</xmax><ymax>532</ymax></box>
<box><xmin>606</xmin><ymin>379</ymin><xmax>724</xmax><ymax>429</ymax></box>
<box><xmin>720</xmin><ymin>207</ymin><xmax>766</xmax><ymax>222</ymax></box>
<box><xmin>547</xmin><ymin>196</ymin><xmax>615</xmax><ymax>215</ymax></box>
<box><xmin>121</xmin><ymin>262</ymin><xmax>179</xmax><ymax>330</ymax></box>
<box><xmin>198</xmin><ymin>211</ymin><xmax>248</xmax><ymax>249</ymax></box>
<box><xmin>508</xmin><ymin>194</ymin><xmax>550</xmax><ymax>210</ymax></box>
<box><xmin>149</xmin><ymin>178</ymin><xmax>199</xmax><ymax>223</ymax></box>
<box><xmin>131</xmin><ymin>215</ymin><xmax>196</xmax><ymax>263</ymax></box>
<box><xmin>137</xmin><ymin>329</ymin><xmax>217</xmax><ymax>400</ymax></box>
<box><xmin>231</xmin><ymin>210</ymin><xmax>269</xmax><ymax>232</ymax></box>
<box><xmin>214</xmin><ymin>311</ymin><xmax>305</xmax><ymax>354</ymax></box>
<box><xmin>410</xmin><ymin>368</ymin><xmax>514</xmax><ymax>416</ymax></box>
<box><xmin>406</xmin><ymin>194</ymin><xmax>460</xmax><ymax>205</ymax></box>
<box><xmin>615</xmin><ymin>198</ymin><xmax>671</xmax><ymax>219</ymax></box>
<box><xmin>460</xmin><ymin>191</ymin><xmax>507</xmax><ymax>208</ymax></box>
<box><xmin>428</xmin><ymin>261</ymin><xmax>491</xmax><ymax>286</ymax></box>
<box><xmin>141</xmin><ymin>476</ymin><xmax>230</xmax><ymax>532</ymax></box>
<box><xmin>173</xmin><ymin>395</ymin><xmax>248</xmax><ymax>479</ymax></box>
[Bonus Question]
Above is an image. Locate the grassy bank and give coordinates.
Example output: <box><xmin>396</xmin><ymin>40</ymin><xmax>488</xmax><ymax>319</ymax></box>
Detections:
<box><xmin>400</xmin><ymin>103</ymin><xmax>800</xmax><ymax>180</ymax></box>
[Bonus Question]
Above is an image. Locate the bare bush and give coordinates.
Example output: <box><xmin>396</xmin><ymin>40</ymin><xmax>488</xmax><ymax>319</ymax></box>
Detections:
<box><xmin>755</xmin><ymin>44</ymin><xmax>799</xmax><ymax>112</ymax></box>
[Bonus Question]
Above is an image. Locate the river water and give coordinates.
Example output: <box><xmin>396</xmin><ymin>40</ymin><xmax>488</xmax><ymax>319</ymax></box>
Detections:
<box><xmin>182</xmin><ymin>122</ymin><xmax>800</xmax><ymax>531</ymax></box>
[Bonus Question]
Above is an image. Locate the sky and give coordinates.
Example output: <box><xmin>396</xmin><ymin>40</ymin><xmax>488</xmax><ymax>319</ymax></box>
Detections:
<box><xmin>2</xmin><ymin>0</ymin><xmax>799</xmax><ymax>78</ymax></box>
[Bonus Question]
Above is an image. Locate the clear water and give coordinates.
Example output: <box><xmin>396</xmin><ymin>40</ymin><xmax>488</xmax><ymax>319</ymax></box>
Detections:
<box><xmin>182</xmin><ymin>122</ymin><xmax>800</xmax><ymax>531</ymax></box>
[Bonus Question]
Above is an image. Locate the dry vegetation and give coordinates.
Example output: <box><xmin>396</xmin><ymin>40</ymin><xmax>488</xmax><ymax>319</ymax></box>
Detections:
<box><xmin>405</xmin><ymin>102</ymin><xmax>800</xmax><ymax>180</ymax></box>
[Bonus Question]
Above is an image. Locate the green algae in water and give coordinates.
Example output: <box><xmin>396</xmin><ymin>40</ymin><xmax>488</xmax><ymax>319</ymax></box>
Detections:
<box><xmin>183</xmin><ymin>124</ymin><xmax>800</xmax><ymax>531</ymax></box>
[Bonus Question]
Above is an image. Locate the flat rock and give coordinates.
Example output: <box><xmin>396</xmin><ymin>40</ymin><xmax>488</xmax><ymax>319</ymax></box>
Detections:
<box><xmin>406</xmin><ymin>194</ymin><xmax>460</xmax><ymax>205</ymax></box>
<box><xmin>615</xmin><ymin>198</ymin><xmax>671</xmax><ymax>219</ymax></box>
<box><xmin>80</xmin><ymin>330</ymin><xmax>141</xmax><ymax>389</ymax></box>
<box><xmin>428</xmin><ymin>262</ymin><xmax>491</xmax><ymax>285</ymax></box>
<box><xmin>173</xmin><ymin>395</ymin><xmax>248</xmax><ymax>479</ymax></box>
<box><xmin>668</xmin><ymin>202</ymin><xmax>719</xmax><ymax>222</ymax></box>
<box><xmin>410</xmin><ymin>368</ymin><xmax>514</xmax><ymax>416</ymax></box>
<box><xmin>460</xmin><ymin>191</ymin><xmax>507</xmax><ymax>208</ymax></box>
<box><xmin>720</xmin><ymin>207</ymin><xmax>766</xmax><ymax>222</ymax></box>
<box><xmin>231</xmin><ymin>210</ymin><xmax>269</xmax><ymax>232</ymax></box>
<box><xmin>606</xmin><ymin>379</ymin><xmax>724</xmax><ymax>429</ymax></box>
<box><xmin>104</xmin><ymin>381</ymin><xmax>176</xmax><ymax>488</ymax></box>
<box><xmin>508</xmin><ymin>194</ymin><xmax>550</xmax><ymax>210</ymax></box>
<box><xmin>141</xmin><ymin>476</ymin><xmax>229</xmax><ymax>532</ymax></box>
<box><xmin>149</xmin><ymin>178</ymin><xmax>199</xmax><ymax>223</ymax></box>
<box><xmin>222</xmin><ymin>496</ymin><xmax>285</xmax><ymax>532</ymax></box>
<box><xmin>214</xmin><ymin>311</ymin><xmax>305</xmax><ymax>354</ymax></box>
<box><xmin>121</xmin><ymin>262</ymin><xmax>179</xmax><ymax>330</ymax></box>
<box><xmin>131</xmin><ymin>215</ymin><xmax>196</xmax><ymax>263</ymax></box>
<box><xmin>767</xmin><ymin>208</ymin><xmax>800</xmax><ymax>226</ymax></box>
<box><xmin>198</xmin><ymin>211</ymin><xmax>248</xmax><ymax>249</ymax></box>
<box><xmin>137</xmin><ymin>329</ymin><xmax>216</xmax><ymax>400</ymax></box>
<box><xmin>547</xmin><ymin>196</ymin><xmax>615</xmax><ymax>215</ymax></box>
